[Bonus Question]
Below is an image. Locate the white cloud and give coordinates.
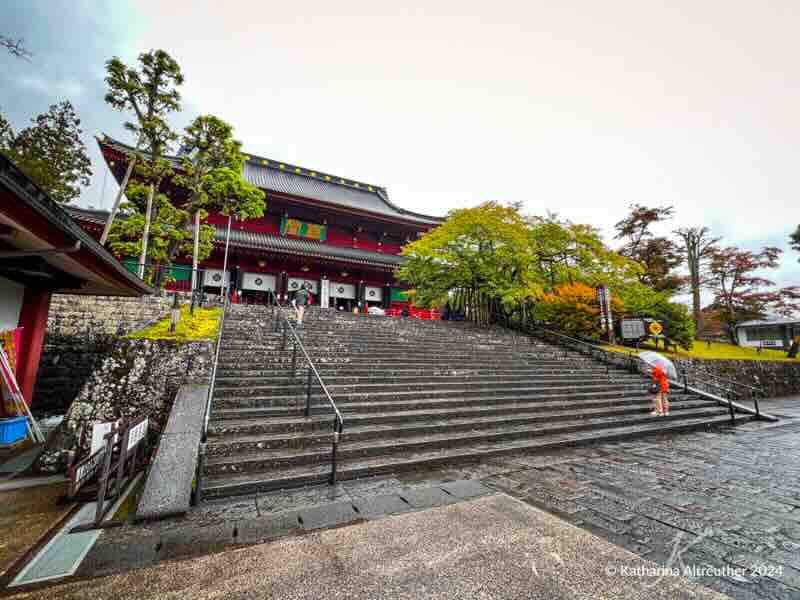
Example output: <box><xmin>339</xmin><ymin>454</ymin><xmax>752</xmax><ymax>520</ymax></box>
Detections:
<box><xmin>17</xmin><ymin>75</ymin><xmax>85</xmax><ymax>98</ymax></box>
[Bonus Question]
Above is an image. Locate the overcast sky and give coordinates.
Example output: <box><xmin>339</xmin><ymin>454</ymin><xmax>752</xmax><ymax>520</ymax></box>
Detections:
<box><xmin>1</xmin><ymin>0</ymin><xmax>798</xmax><ymax>292</ymax></box>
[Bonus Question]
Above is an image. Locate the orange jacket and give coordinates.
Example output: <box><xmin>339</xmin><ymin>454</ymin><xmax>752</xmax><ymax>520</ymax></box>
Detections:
<box><xmin>652</xmin><ymin>366</ymin><xmax>669</xmax><ymax>393</ymax></box>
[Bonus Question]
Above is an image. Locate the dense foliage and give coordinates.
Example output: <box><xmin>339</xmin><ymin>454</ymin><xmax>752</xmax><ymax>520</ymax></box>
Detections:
<box><xmin>170</xmin><ymin>114</ymin><xmax>266</xmax><ymax>265</ymax></box>
<box><xmin>614</xmin><ymin>204</ymin><xmax>682</xmax><ymax>293</ymax></box>
<box><xmin>399</xmin><ymin>202</ymin><xmax>641</xmax><ymax>326</ymax></box>
<box><xmin>107</xmin><ymin>183</ymin><xmax>214</xmax><ymax>273</ymax></box>
<box><xmin>534</xmin><ymin>282</ymin><xmax>624</xmax><ymax>339</ymax></box>
<box><xmin>616</xmin><ymin>283</ymin><xmax>695</xmax><ymax>349</ymax></box>
<box><xmin>0</xmin><ymin>101</ymin><xmax>91</xmax><ymax>203</ymax></box>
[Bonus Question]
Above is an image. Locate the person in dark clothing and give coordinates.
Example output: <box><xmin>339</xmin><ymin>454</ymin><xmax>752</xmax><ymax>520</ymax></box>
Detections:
<box><xmin>292</xmin><ymin>283</ymin><xmax>312</xmax><ymax>327</ymax></box>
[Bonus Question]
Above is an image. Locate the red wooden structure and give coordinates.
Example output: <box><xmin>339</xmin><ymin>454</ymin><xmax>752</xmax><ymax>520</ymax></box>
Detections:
<box><xmin>68</xmin><ymin>136</ymin><xmax>444</xmax><ymax>314</ymax></box>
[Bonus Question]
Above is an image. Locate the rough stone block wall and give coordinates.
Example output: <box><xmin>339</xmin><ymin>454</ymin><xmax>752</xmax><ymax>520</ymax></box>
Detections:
<box><xmin>673</xmin><ymin>357</ymin><xmax>800</xmax><ymax>399</ymax></box>
<box><xmin>33</xmin><ymin>294</ymin><xmax>174</xmax><ymax>415</ymax></box>
<box><xmin>37</xmin><ymin>338</ymin><xmax>214</xmax><ymax>472</ymax></box>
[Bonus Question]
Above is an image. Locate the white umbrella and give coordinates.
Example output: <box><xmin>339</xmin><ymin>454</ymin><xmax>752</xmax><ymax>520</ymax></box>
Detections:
<box><xmin>638</xmin><ymin>351</ymin><xmax>678</xmax><ymax>380</ymax></box>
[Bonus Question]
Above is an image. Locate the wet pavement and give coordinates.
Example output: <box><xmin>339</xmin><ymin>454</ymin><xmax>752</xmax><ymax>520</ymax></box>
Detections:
<box><xmin>7</xmin><ymin>494</ymin><xmax>728</xmax><ymax>600</ymax></box>
<box><xmin>480</xmin><ymin>398</ymin><xmax>800</xmax><ymax>599</ymax></box>
<box><xmin>9</xmin><ymin>396</ymin><xmax>800</xmax><ymax>598</ymax></box>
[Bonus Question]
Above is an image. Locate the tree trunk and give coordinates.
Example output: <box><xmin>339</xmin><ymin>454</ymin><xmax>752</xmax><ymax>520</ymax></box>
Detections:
<box><xmin>100</xmin><ymin>156</ymin><xmax>136</xmax><ymax>246</ymax></box>
<box><xmin>138</xmin><ymin>181</ymin><xmax>156</xmax><ymax>279</ymax></box>
<box><xmin>191</xmin><ymin>209</ymin><xmax>201</xmax><ymax>291</ymax></box>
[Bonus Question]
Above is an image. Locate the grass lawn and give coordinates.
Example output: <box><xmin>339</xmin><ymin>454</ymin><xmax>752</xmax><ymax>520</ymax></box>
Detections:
<box><xmin>127</xmin><ymin>306</ymin><xmax>222</xmax><ymax>343</ymax></box>
<box><xmin>607</xmin><ymin>340</ymin><xmax>796</xmax><ymax>362</ymax></box>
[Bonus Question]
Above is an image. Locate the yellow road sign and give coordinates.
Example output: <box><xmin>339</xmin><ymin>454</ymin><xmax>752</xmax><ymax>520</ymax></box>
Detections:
<box><xmin>649</xmin><ymin>321</ymin><xmax>663</xmax><ymax>335</ymax></box>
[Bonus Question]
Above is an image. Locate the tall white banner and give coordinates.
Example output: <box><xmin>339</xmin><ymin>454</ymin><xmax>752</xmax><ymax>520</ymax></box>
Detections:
<box><xmin>320</xmin><ymin>279</ymin><xmax>330</xmax><ymax>309</ymax></box>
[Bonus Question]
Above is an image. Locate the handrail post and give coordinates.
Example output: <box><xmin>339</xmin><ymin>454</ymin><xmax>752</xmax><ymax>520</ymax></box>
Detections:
<box><xmin>291</xmin><ymin>341</ymin><xmax>297</xmax><ymax>380</ymax></box>
<box><xmin>330</xmin><ymin>418</ymin><xmax>339</xmax><ymax>485</ymax></box>
<box><xmin>192</xmin><ymin>443</ymin><xmax>206</xmax><ymax>506</ymax></box>
<box><xmin>728</xmin><ymin>395</ymin><xmax>736</xmax><ymax>423</ymax></box>
<box><xmin>305</xmin><ymin>367</ymin><xmax>313</xmax><ymax>417</ymax></box>
<box><xmin>753</xmin><ymin>393</ymin><xmax>761</xmax><ymax>420</ymax></box>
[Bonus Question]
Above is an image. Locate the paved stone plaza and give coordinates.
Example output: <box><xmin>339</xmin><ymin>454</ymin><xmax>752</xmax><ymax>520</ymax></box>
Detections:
<box><xmin>9</xmin><ymin>495</ymin><xmax>728</xmax><ymax>600</ymax></box>
<box><xmin>6</xmin><ymin>397</ymin><xmax>800</xmax><ymax>598</ymax></box>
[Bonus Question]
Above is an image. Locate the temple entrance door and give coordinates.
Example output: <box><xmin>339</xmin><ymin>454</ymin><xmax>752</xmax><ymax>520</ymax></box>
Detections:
<box><xmin>287</xmin><ymin>278</ymin><xmax>320</xmax><ymax>304</ymax></box>
<box><xmin>240</xmin><ymin>272</ymin><xmax>276</xmax><ymax>304</ymax></box>
<box><xmin>330</xmin><ymin>282</ymin><xmax>356</xmax><ymax>311</ymax></box>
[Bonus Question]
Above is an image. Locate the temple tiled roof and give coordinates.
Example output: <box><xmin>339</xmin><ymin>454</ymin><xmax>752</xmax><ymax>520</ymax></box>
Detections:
<box><xmin>216</xmin><ymin>227</ymin><xmax>405</xmax><ymax>268</ymax></box>
<box><xmin>98</xmin><ymin>135</ymin><xmax>443</xmax><ymax>226</ymax></box>
<box><xmin>65</xmin><ymin>206</ymin><xmax>404</xmax><ymax>269</ymax></box>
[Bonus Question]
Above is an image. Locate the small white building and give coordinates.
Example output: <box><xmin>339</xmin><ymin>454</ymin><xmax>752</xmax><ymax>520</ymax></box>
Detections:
<box><xmin>736</xmin><ymin>318</ymin><xmax>800</xmax><ymax>349</ymax></box>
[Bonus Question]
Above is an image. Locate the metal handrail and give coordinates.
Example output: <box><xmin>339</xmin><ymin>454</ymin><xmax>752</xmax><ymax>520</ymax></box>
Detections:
<box><xmin>682</xmin><ymin>369</ymin><xmax>766</xmax><ymax>395</ymax></box>
<box><xmin>495</xmin><ymin>315</ymin><xmax>775</xmax><ymax>423</ymax></box>
<box><xmin>270</xmin><ymin>295</ymin><xmax>344</xmax><ymax>485</ymax></box>
<box><xmin>202</xmin><ymin>296</ymin><xmax>229</xmax><ymax>443</ymax></box>
<box><xmin>193</xmin><ymin>296</ymin><xmax>228</xmax><ymax>505</ymax></box>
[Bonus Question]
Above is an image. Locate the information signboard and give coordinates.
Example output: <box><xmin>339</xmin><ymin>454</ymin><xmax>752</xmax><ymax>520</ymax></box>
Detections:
<box><xmin>620</xmin><ymin>319</ymin><xmax>647</xmax><ymax>340</ymax></box>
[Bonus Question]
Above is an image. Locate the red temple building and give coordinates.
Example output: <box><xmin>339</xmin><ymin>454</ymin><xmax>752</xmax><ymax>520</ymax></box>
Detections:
<box><xmin>69</xmin><ymin>136</ymin><xmax>443</xmax><ymax>311</ymax></box>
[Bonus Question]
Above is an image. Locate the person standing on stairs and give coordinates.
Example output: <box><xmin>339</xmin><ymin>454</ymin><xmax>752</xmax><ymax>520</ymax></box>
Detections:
<box><xmin>292</xmin><ymin>283</ymin><xmax>312</xmax><ymax>328</ymax></box>
<box><xmin>651</xmin><ymin>365</ymin><xmax>670</xmax><ymax>416</ymax></box>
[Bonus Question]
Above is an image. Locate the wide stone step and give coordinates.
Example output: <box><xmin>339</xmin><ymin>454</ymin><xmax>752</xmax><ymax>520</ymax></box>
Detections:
<box><xmin>215</xmin><ymin>354</ymin><xmax>595</xmax><ymax>370</ymax></box>
<box><xmin>220</xmin><ymin>340</ymin><xmax>544</xmax><ymax>357</ymax></box>
<box><xmin>215</xmin><ymin>365</ymin><xmax>624</xmax><ymax>379</ymax></box>
<box><xmin>210</xmin><ymin>392</ymin><xmax>672</xmax><ymax>424</ymax></box>
<box><xmin>213</xmin><ymin>372</ymin><xmax>645</xmax><ymax>388</ymax></box>
<box><xmin>201</xmin><ymin>413</ymin><xmax>750</xmax><ymax>497</ymax></box>
<box><xmin>221</xmin><ymin>329</ymin><xmax>532</xmax><ymax>345</ymax></box>
<box><xmin>212</xmin><ymin>381</ymin><xmax>648</xmax><ymax>404</ymax></box>
<box><xmin>213</xmin><ymin>388</ymin><xmax>659</xmax><ymax>414</ymax></box>
<box><xmin>211</xmin><ymin>389</ymin><xmax>661</xmax><ymax>419</ymax></box>
<box><xmin>203</xmin><ymin>405</ymin><xmax>729</xmax><ymax>475</ymax></box>
<box><xmin>206</xmin><ymin>398</ymin><xmax>715</xmax><ymax>452</ymax></box>
<box><xmin>213</xmin><ymin>377</ymin><xmax>646</xmax><ymax>399</ymax></box>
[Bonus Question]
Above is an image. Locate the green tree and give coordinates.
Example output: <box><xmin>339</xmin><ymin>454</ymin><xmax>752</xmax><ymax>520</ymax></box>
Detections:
<box><xmin>107</xmin><ymin>183</ymin><xmax>214</xmax><ymax>282</ymax></box>
<box><xmin>399</xmin><ymin>202</ymin><xmax>541</xmax><ymax>325</ymax></box>
<box><xmin>104</xmin><ymin>49</ymin><xmax>184</xmax><ymax>274</ymax></box>
<box><xmin>398</xmin><ymin>203</ymin><xmax>641</xmax><ymax>325</ymax></box>
<box><xmin>528</xmin><ymin>214</ymin><xmax>642</xmax><ymax>290</ymax></box>
<box><xmin>0</xmin><ymin>101</ymin><xmax>92</xmax><ymax>203</ymax></box>
<box><xmin>172</xmin><ymin>115</ymin><xmax>266</xmax><ymax>268</ymax></box>
<box><xmin>791</xmin><ymin>225</ymin><xmax>800</xmax><ymax>261</ymax></box>
<box><xmin>616</xmin><ymin>283</ymin><xmax>695</xmax><ymax>349</ymax></box>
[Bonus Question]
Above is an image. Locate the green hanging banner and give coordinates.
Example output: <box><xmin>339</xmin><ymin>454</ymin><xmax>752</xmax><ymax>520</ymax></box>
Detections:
<box><xmin>280</xmin><ymin>216</ymin><xmax>327</xmax><ymax>241</ymax></box>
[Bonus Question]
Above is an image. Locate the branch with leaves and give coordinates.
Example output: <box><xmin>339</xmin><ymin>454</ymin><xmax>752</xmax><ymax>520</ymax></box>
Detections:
<box><xmin>0</xmin><ymin>101</ymin><xmax>91</xmax><ymax>203</ymax></box>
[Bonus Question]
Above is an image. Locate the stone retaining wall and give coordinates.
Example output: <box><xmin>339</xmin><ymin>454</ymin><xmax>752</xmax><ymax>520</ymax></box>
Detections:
<box><xmin>37</xmin><ymin>338</ymin><xmax>214</xmax><ymax>473</ymax></box>
<box><xmin>673</xmin><ymin>357</ymin><xmax>800</xmax><ymax>399</ymax></box>
<box><xmin>33</xmin><ymin>292</ymin><xmax>223</xmax><ymax>415</ymax></box>
<box><xmin>33</xmin><ymin>294</ymin><xmax>175</xmax><ymax>415</ymax></box>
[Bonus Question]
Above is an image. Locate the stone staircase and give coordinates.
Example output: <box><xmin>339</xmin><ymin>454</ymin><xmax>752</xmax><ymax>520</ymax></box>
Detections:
<box><xmin>201</xmin><ymin>306</ymin><xmax>751</xmax><ymax>499</ymax></box>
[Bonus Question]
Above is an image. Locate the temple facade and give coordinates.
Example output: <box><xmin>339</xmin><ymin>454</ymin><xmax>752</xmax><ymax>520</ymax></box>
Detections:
<box><xmin>71</xmin><ymin>136</ymin><xmax>443</xmax><ymax>311</ymax></box>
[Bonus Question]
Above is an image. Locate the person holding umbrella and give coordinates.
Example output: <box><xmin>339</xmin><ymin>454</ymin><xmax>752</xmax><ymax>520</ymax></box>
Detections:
<box><xmin>651</xmin><ymin>364</ymin><xmax>670</xmax><ymax>416</ymax></box>
<box><xmin>638</xmin><ymin>351</ymin><xmax>677</xmax><ymax>417</ymax></box>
